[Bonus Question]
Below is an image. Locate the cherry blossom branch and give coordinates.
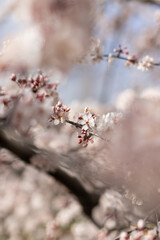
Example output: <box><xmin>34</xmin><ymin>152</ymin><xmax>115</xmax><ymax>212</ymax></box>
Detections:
<box><xmin>91</xmin><ymin>41</ymin><xmax>160</xmax><ymax>71</ymax></box>
<box><xmin>103</xmin><ymin>53</ymin><xmax>137</xmax><ymax>64</ymax></box>
<box><xmin>65</xmin><ymin>119</ymin><xmax>105</xmax><ymax>141</ymax></box>
<box><xmin>103</xmin><ymin>53</ymin><xmax>160</xmax><ymax>67</ymax></box>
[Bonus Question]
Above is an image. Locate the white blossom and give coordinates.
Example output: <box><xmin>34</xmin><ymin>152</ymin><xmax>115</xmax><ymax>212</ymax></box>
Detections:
<box><xmin>76</xmin><ymin>107</ymin><xmax>97</xmax><ymax>131</ymax></box>
<box><xmin>50</xmin><ymin>101</ymin><xmax>70</xmax><ymax>125</ymax></box>
<box><xmin>137</xmin><ymin>219</ymin><xmax>145</xmax><ymax>230</ymax></box>
<box><xmin>119</xmin><ymin>231</ymin><xmax>128</xmax><ymax>240</ymax></box>
<box><xmin>137</xmin><ymin>55</ymin><xmax>154</xmax><ymax>71</ymax></box>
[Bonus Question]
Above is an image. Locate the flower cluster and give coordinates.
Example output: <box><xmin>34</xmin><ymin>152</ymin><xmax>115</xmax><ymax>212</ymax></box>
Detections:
<box><xmin>77</xmin><ymin>129</ymin><xmax>94</xmax><ymax>148</ymax></box>
<box><xmin>76</xmin><ymin>107</ymin><xmax>97</xmax><ymax>131</ymax></box>
<box><xmin>75</xmin><ymin>107</ymin><xmax>97</xmax><ymax>147</ymax></box>
<box><xmin>49</xmin><ymin>101</ymin><xmax>70</xmax><ymax>125</ymax></box>
<box><xmin>137</xmin><ymin>55</ymin><xmax>154</xmax><ymax>71</ymax></box>
<box><xmin>0</xmin><ymin>71</ymin><xmax>60</xmax><ymax>135</ymax></box>
<box><xmin>84</xmin><ymin>40</ymin><xmax>159</xmax><ymax>71</ymax></box>
<box><xmin>11</xmin><ymin>71</ymin><xmax>59</xmax><ymax>102</ymax></box>
<box><xmin>113</xmin><ymin>44</ymin><xmax>129</xmax><ymax>56</ymax></box>
<box><xmin>49</xmin><ymin>105</ymin><xmax>123</xmax><ymax>147</ymax></box>
<box><xmin>97</xmin><ymin>219</ymin><xmax>159</xmax><ymax>240</ymax></box>
<box><xmin>119</xmin><ymin>219</ymin><xmax>158</xmax><ymax>240</ymax></box>
<box><xmin>73</xmin><ymin>108</ymin><xmax>123</xmax><ymax>147</ymax></box>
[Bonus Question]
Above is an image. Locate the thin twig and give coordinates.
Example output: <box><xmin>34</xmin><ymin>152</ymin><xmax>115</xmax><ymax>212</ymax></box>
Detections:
<box><xmin>103</xmin><ymin>54</ymin><xmax>160</xmax><ymax>66</ymax></box>
<box><xmin>65</xmin><ymin>119</ymin><xmax>82</xmax><ymax>128</ymax></box>
<box><xmin>65</xmin><ymin>119</ymin><xmax>105</xmax><ymax>140</ymax></box>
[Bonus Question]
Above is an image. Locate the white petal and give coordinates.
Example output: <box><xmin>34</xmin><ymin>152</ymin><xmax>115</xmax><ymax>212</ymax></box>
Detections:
<box><xmin>82</xmin><ymin>124</ymin><xmax>89</xmax><ymax>131</ymax></box>
<box><xmin>89</xmin><ymin>118</ymin><xmax>95</xmax><ymax>128</ymax></box>
<box><xmin>54</xmin><ymin>119</ymin><xmax>60</xmax><ymax>125</ymax></box>
<box><xmin>78</xmin><ymin>119</ymin><xmax>86</xmax><ymax>125</ymax></box>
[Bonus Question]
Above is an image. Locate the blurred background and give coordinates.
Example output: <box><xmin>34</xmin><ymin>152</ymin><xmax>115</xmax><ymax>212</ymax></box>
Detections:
<box><xmin>0</xmin><ymin>1</ymin><xmax>160</xmax><ymax>239</ymax></box>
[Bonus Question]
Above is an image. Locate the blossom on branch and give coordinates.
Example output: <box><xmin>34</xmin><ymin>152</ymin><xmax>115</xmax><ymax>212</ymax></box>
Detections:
<box><xmin>74</xmin><ymin>107</ymin><xmax>97</xmax><ymax>147</ymax></box>
<box><xmin>137</xmin><ymin>55</ymin><xmax>154</xmax><ymax>71</ymax></box>
<box><xmin>49</xmin><ymin>101</ymin><xmax>70</xmax><ymax>125</ymax></box>
<box><xmin>73</xmin><ymin>108</ymin><xmax>123</xmax><ymax>146</ymax></box>
<box><xmin>76</xmin><ymin>107</ymin><xmax>97</xmax><ymax>131</ymax></box>
<box><xmin>10</xmin><ymin>71</ymin><xmax>59</xmax><ymax>104</ymax></box>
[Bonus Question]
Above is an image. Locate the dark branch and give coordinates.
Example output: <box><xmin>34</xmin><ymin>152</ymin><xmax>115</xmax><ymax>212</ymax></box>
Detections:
<box><xmin>0</xmin><ymin>128</ymin><xmax>101</xmax><ymax>227</ymax></box>
<box><xmin>48</xmin><ymin>169</ymin><xmax>100</xmax><ymax>221</ymax></box>
<box><xmin>0</xmin><ymin>129</ymin><xmax>35</xmax><ymax>163</ymax></box>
